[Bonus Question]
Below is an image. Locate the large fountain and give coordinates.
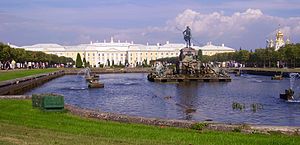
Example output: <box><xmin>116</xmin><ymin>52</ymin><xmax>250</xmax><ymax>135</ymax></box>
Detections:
<box><xmin>147</xmin><ymin>27</ymin><xmax>231</xmax><ymax>82</ymax></box>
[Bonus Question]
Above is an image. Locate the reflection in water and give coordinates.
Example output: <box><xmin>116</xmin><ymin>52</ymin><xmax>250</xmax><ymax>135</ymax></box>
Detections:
<box><xmin>175</xmin><ymin>82</ymin><xmax>199</xmax><ymax>120</ymax></box>
<box><xmin>25</xmin><ymin>73</ymin><xmax>300</xmax><ymax>126</ymax></box>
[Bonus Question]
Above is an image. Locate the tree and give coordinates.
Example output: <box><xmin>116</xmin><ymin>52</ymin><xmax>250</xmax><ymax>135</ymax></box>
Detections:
<box><xmin>107</xmin><ymin>59</ymin><xmax>110</xmax><ymax>66</ymax></box>
<box><xmin>156</xmin><ymin>57</ymin><xmax>179</xmax><ymax>64</ymax></box>
<box><xmin>0</xmin><ymin>45</ymin><xmax>12</xmax><ymax>62</ymax></box>
<box><xmin>142</xmin><ymin>59</ymin><xmax>148</xmax><ymax>67</ymax></box>
<box><xmin>197</xmin><ymin>49</ymin><xmax>203</xmax><ymax>61</ymax></box>
<box><xmin>83</xmin><ymin>57</ymin><xmax>87</xmax><ymax>67</ymax></box>
<box><xmin>236</xmin><ymin>50</ymin><xmax>250</xmax><ymax>65</ymax></box>
<box><xmin>75</xmin><ymin>53</ymin><xmax>83</xmax><ymax>68</ymax></box>
<box><xmin>0</xmin><ymin>43</ymin><xmax>73</xmax><ymax>67</ymax></box>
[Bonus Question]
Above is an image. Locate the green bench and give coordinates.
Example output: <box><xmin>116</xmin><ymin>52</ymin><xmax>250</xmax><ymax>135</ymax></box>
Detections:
<box><xmin>32</xmin><ymin>94</ymin><xmax>64</xmax><ymax>111</ymax></box>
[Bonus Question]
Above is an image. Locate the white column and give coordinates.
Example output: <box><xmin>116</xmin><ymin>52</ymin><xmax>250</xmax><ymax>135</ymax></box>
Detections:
<box><xmin>96</xmin><ymin>51</ymin><xmax>99</xmax><ymax>67</ymax></box>
<box><xmin>104</xmin><ymin>52</ymin><xmax>107</xmax><ymax>66</ymax></box>
<box><xmin>123</xmin><ymin>52</ymin><xmax>126</xmax><ymax>65</ymax></box>
<box><xmin>128</xmin><ymin>52</ymin><xmax>131</xmax><ymax>65</ymax></box>
<box><xmin>138</xmin><ymin>52</ymin><xmax>141</xmax><ymax>65</ymax></box>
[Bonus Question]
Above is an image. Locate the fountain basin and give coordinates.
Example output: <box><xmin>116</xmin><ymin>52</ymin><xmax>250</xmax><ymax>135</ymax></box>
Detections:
<box><xmin>25</xmin><ymin>73</ymin><xmax>300</xmax><ymax>126</ymax></box>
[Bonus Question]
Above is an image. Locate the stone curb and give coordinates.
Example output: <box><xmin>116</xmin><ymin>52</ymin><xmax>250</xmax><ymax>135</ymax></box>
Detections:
<box><xmin>65</xmin><ymin>104</ymin><xmax>196</xmax><ymax>128</ymax></box>
<box><xmin>0</xmin><ymin>95</ymin><xmax>32</xmax><ymax>99</ymax></box>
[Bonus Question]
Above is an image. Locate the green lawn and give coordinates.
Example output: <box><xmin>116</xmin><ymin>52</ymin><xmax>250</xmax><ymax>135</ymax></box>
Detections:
<box><xmin>0</xmin><ymin>68</ymin><xmax>59</xmax><ymax>82</ymax></box>
<box><xmin>0</xmin><ymin>100</ymin><xmax>299</xmax><ymax>145</ymax></box>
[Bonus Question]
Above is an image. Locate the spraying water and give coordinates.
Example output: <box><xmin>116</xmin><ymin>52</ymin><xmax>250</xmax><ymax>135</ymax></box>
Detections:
<box><xmin>76</xmin><ymin>67</ymin><xmax>91</xmax><ymax>78</ymax></box>
<box><xmin>289</xmin><ymin>73</ymin><xmax>299</xmax><ymax>90</ymax></box>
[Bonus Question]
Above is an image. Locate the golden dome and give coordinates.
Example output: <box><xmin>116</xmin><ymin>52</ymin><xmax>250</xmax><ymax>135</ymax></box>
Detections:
<box><xmin>276</xmin><ymin>30</ymin><xmax>284</xmax><ymax>37</ymax></box>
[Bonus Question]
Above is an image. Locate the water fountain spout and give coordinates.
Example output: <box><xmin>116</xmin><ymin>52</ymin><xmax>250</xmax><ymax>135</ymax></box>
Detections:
<box><xmin>289</xmin><ymin>73</ymin><xmax>299</xmax><ymax>90</ymax></box>
<box><xmin>280</xmin><ymin>73</ymin><xmax>299</xmax><ymax>101</ymax></box>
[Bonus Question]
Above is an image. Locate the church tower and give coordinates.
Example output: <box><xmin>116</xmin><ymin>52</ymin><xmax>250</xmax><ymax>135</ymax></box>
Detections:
<box><xmin>286</xmin><ymin>37</ymin><xmax>291</xmax><ymax>45</ymax></box>
<box><xmin>274</xmin><ymin>29</ymin><xmax>285</xmax><ymax>51</ymax></box>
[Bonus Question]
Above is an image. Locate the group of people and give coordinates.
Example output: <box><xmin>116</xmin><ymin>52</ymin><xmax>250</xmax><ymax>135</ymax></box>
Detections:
<box><xmin>0</xmin><ymin>60</ymin><xmax>68</xmax><ymax>70</ymax></box>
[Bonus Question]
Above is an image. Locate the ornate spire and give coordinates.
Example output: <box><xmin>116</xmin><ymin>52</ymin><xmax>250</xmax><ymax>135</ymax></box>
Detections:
<box><xmin>286</xmin><ymin>37</ymin><xmax>291</xmax><ymax>45</ymax></box>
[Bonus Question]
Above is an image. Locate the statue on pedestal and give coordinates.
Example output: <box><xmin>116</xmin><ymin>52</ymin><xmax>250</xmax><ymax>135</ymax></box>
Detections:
<box><xmin>146</xmin><ymin>25</ymin><xmax>231</xmax><ymax>82</ymax></box>
<box><xmin>183</xmin><ymin>26</ymin><xmax>192</xmax><ymax>48</ymax></box>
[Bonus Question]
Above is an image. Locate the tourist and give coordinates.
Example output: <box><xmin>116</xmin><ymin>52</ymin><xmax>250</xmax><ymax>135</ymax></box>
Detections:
<box><xmin>0</xmin><ymin>61</ymin><xmax>3</xmax><ymax>70</ymax></box>
<box><xmin>5</xmin><ymin>61</ymin><xmax>10</xmax><ymax>70</ymax></box>
<box><xmin>16</xmin><ymin>62</ymin><xmax>20</xmax><ymax>69</ymax></box>
<box><xmin>28</xmin><ymin>62</ymin><xmax>32</xmax><ymax>69</ymax></box>
<box><xmin>11</xmin><ymin>60</ymin><xmax>16</xmax><ymax>69</ymax></box>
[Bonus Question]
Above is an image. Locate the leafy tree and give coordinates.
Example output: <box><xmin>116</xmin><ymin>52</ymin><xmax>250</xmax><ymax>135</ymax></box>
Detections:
<box><xmin>0</xmin><ymin>45</ymin><xmax>12</xmax><ymax>62</ymax></box>
<box><xmin>156</xmin><ymin>57</ymin><xmax>179</xmax><ymax>64</ymax></box>
<box><xmin>107</xmin><ymin>59</ymin><xmax>110</xmax><ymax>66</ymax></box>
<box><xmin>75</xmin><ymin>53</ymin><xmax>83</xmax><ymax>68</ymax></box>
<box><xmin>83</xmin><ymin>57</ymin><xmax>87</xmax><ymax>67</ymax></box>
<box><xmin>0</xmin><ymin>43</ymin><xmax>73</xmax><ymax>67</ymax></box>
<box><xmin>197</xmin><ymin>49</ymin><xmax>203</xmax><ymax>61</ymax></box>
<box><xmin>236</xmin><ymin>50</ymin><xmax>250</xmax><ymax>64</ymax></box>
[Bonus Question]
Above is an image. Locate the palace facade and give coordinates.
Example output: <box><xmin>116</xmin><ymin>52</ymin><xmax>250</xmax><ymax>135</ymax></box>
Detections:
<box><xmin>11</xmin><ymin>38</ymin><xmax>235</xmax><ymax>67</ymax></box>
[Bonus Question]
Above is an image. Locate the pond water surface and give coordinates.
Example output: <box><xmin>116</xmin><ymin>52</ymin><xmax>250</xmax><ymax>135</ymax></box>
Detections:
<box><xmin>25</xmin><ymin>73</ymin><xmax>300</xmax><ymax>126</ymax></box>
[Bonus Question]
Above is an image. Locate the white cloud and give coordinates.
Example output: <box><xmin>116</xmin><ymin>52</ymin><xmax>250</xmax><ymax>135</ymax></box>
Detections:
<box><xmin>152</xmin><ymin>8</ymin><xmax>300</xmax><ymax>48</ymax></box>
<box><xmin>2</xmin><ymin>7</ymin><xmax>300</xmax><ymax>49</ymax></box>
<box><xmin>168</xmin><ymin>9</ymin><xmax>264</xmax><ymax>37</ymax></box>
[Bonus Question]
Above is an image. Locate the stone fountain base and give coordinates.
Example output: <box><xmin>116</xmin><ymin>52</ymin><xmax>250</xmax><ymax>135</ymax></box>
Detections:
<box><xmin>148</xmin><ymin>75</ymin><xmax>231</xmax><ymax>82</ymax></box>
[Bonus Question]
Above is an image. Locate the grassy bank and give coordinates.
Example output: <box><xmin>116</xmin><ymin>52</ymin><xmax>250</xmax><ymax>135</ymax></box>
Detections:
<box><xmin>0</xmin><ymin>68</ymin><xmax>59</xmax><ymax>82</ymax></box>
<box><xmin>0</xmin><ymin>100</ymin><xmax>299</xmax><ymax>145</ymax></box>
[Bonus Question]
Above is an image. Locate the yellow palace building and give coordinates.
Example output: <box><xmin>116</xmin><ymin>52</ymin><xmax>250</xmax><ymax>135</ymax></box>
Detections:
<box><xmin>10</xmin><ymin>37</ymin><xmax>235</xmax><ymax>67</ymax></box>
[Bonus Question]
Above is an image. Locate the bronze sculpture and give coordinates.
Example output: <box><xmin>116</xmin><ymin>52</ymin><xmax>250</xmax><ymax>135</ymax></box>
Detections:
<box><xmin>183</xmin><ymin>26</ymin><xmax>192</xmax><ymax>48</ymax></box>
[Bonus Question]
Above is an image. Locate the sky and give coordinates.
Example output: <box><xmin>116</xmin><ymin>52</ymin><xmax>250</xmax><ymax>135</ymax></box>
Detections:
<box><xmin>1</xmin><ymin>0</ymin><xmax>300</xmax><ymax>50</ymax></box>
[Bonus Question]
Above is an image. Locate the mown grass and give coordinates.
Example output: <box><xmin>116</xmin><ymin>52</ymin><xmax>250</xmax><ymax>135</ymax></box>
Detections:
<box><xmin>0</xmin><ymin>68</ymin><xmax>59</xmax><ymax>82</ymax></box>
<box><xmin>0</xmin><ymin>100</ymin><xmax>299</xmax><ymax>145</ymax></box>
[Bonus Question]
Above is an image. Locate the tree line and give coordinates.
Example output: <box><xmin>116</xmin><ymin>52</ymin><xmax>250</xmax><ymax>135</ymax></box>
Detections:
<box><xmin>206</xmin><ymin>43</ymin><xmax>300</xmax><ymax>68</ymax></box>
<box><xmin>153</xmin><ymin>43</ymin><xmax>300</xmax><ymax>68</ymax></box>
<box><xmin>0</xmin><ymin>43</ymin><xmax>74</xmax><ymax>66</ymax></box>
